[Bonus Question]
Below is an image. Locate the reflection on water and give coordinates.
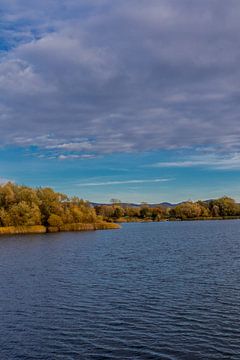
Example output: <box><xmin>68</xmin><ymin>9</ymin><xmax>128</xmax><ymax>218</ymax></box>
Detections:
<box><xmin>0</xmin><ymin>221</ymin><xmax>240</xmax><ymax>359</ymax></box>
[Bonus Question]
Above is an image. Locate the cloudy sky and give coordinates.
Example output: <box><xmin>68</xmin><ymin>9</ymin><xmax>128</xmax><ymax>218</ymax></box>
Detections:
<box><xmin>1</xmin><ymin>0</ymin><xmax>240</xmax><ymax>203</ymax></box>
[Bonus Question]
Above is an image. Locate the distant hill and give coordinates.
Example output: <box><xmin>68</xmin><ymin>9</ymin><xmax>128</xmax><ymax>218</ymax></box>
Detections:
<box><xmin>91</xmin><ymin>202</ymin><xmax>179</xmax><ymax>208</ymax></box>
<box><xmin>91</xmin><ymin>200</ymin><xmax>215</xmax><ymax>208</ymax></box>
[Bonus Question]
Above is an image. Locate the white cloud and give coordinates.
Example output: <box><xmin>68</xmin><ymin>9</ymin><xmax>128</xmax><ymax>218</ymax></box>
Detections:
<box><xmin>150</xmin><ymin>153</ymin><xmax>240</xmax><ymax>170</ymax></box>
<box><xmin>58</xmin><ymin>154</ymin><xmax>95</xmax><ymax>160</ymax></box>
<box><xmin>78</xmin><ymin>178</ymin><xmax>172</xmax><ymax>186</ymax></box>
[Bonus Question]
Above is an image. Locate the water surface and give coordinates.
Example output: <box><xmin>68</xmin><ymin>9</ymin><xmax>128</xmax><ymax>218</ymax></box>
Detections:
<box><xmin>1</xmin><ymin>221</ymin><xmax>240</xmax><ymax>359</ymax></box>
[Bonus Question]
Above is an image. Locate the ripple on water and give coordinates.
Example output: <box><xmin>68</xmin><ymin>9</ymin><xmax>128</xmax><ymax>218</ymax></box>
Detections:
<box><xmin>0</xmin><ymin>221</ymin><xmax>240</xmax><ymax>359</ymax></box>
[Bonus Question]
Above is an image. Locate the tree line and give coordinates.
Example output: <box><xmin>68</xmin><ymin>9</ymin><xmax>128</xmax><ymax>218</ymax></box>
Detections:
<box><xmin>1</xmin><ymin>182</ymin><xmax>239</xmax><ymax>228</ymax></box>
<box><xmin>95</xmin><ymin>197</ymin><xmax>240</xmax><ymax>222</ymax></box>
<box><xmin>0</xmin><ymin>182</ymin><xmax>97</xmax><ymax>228</ymax></box>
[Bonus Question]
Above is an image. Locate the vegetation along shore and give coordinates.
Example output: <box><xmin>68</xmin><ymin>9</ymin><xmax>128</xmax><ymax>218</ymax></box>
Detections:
<box><xmin>95</xmin><ymin>197</ymin><xmax>240</xmax><ymax>222</ymax></box>
<box><xmin>0</xmin><ymin>182</ymin><xmax>239</xmax><ymax>236</ymax></box>
<box><xmin>0</xmin><ymin>183</ymin><xmax>120</xmax><ymax>235</ymax></box>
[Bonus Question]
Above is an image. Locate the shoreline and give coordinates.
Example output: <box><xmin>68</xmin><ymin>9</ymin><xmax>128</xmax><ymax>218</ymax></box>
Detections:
<box><xmin>1</xmin><ymin>217</ymin><xmax>240</xmax><ymax>236</ymax></box>
<box><xmin>0</xmin><ymin>222</ymin><xmax>120</xmax><ymax>236</ymax></box>
<box><xmin>116</xmin><ymin>216</ymin><xmax>240</xmax><ymax>223</ymax></box>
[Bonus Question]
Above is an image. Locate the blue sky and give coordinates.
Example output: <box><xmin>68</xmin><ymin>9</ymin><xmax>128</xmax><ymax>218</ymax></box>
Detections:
<box><xmin>1</xmin><ymin>0</ymin><xmax>240</xmax><ymax>203</ymax></box>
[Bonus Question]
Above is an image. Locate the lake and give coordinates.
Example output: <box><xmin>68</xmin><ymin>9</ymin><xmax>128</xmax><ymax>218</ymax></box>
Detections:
<box><xmin>0</xmin><ymin>221</ymin><xmax>240</xmax><ymax>359</ymax></box>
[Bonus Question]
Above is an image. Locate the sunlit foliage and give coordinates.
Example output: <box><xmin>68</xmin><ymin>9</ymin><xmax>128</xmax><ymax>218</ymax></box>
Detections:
<box><xmin>0</xmin><ymin>182</ymin><xmax>97</xmax><ymax>227</ymax></box>
<box><xmin>94</xmin><ymin>197</ymin><xmax>240</xmax><ymax>222</ymax></box>
<box><xmin>1</xmin><ymin>182</ymin><xmax>239</xmax><ymax>228</ymax></box>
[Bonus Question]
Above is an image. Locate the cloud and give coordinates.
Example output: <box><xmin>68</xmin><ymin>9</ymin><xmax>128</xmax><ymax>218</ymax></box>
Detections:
<box><xmin>150</xmin><ymin>153</ymin><xmax>240</xmax><ymax>170</ymax></box>
<box><xmin>78</xmin><ymin>178</ymin><xmax>172</xmax><ymax>186</ymax></box>
<box><xmin>1</xmin><ymin>1</ymin><xmax>240</xmax><ymax>156</ymax></box>
<box><xmin>58</xmin><ymin>154</ymin><xmax>95</xmax><ymax>160</ymax></box>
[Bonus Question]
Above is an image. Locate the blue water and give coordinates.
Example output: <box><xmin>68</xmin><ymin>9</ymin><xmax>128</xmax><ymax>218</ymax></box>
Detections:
<box><xmin>0</xmin><ymin>221</ymin><xmax>240</xmax><ymax>359</ymax></box>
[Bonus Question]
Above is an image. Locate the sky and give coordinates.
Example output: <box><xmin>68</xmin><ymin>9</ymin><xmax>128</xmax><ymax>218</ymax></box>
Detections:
<box><xmin>0</xmin><ymin>0</ymin><xmax>240</xmax><ymax>203</ymax></box>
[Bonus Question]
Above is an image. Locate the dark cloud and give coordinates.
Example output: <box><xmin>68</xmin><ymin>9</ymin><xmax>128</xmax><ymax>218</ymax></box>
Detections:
<box><xmin>1</xmin><ymin>0</ymin><xmax>240</xmax><ymax>156</ymax></box>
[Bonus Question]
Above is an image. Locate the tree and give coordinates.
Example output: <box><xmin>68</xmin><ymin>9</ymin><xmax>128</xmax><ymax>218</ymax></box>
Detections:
<box><xmin>9</xmin><ymin>202</ymin><xmax>41</xmax><ymax>226</ymax></box>
<box><xmin>174</xmin><ymin>202</ymin><xmax>202</xmax><ymax>219</ymax></box>
<box><xmin>48</xmin><ymin>214</ymin><xmax>63</xmax><ymax>227</ymax></box>
<box><xmin>37</xmin><ymin>187</ymin><xmax>64</xmax><ymax>225</ymax></box>
<box><xmin>95</xmin><ymin>205</ymin><xmax>115</xmax><ymax>219</ymax></box>
<box><xmin>0</xmin><ymin>208</ymin><xmax>11</xmax><ymax>226</ymax></box>
<box><xmin>209</xmin><ymin>197</ymin><xmax>239</xmax><ymax>217</ymax></box>
<box><xmin>110</xmin><ymin>199</ymin><xmax>121</xmax><ymax>205</ymax></box>
<box><xmin>113</xmin><ymin>206</ymin><xmax>125</xmax><ymax>219</ymax></box>
<box><xmin>0</xmin><ymin>182</ymin><xmax>16</xmax><ymax>209</ymax></box>
<box><xmin>0</xmin><ymin>183</ymin><xmax>101</xmax><ymax>228</ymax></box>
<box><xmin>140</xmin><ymin>204</ymin><xmax>151</xmax><ymax>219</ymax></box>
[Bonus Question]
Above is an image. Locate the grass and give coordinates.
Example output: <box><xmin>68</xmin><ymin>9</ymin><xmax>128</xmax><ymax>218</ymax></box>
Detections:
<box><xmin>49</xmin><ymin>221</ymin><xmax>121</xmax><ymax>232</ymax></box>
<box><xmin>0</xmin><ymin>225</ymin><xmax>46</xmax><ymax>235</ymax></box>
<box><xmin>0</xmin><ymin>222</ymin><xmax>120</xmax><ymax>236</ymax></box>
